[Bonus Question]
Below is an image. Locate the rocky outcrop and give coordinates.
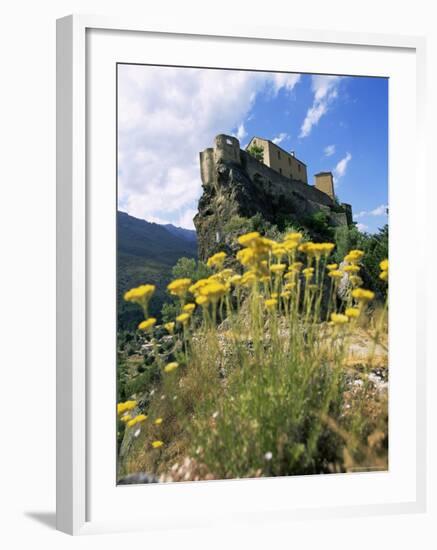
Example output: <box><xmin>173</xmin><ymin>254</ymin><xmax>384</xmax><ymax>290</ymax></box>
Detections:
<box><xmin>194</xmin><ymin>134</ymin><xmax>352</xmax><ymax>261</ymax></box>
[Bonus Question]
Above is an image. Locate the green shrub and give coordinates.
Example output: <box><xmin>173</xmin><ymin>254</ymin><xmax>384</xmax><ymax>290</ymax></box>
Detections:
<box><xmin>247</xmin><ymin>144</ymin><xmax>264</xmax><ymax>162</ymax></box>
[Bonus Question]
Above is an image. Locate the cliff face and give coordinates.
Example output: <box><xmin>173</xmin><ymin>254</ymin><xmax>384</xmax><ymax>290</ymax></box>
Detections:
<box><xmin>194</xmin><ymin>134</ymin><xmax>352</xmax><ymax>262</ymax></box>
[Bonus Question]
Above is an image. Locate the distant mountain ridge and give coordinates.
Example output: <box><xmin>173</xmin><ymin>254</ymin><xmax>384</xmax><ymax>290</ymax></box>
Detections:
<box><xmin>163</xmin><ymin>223</ymin><xmax>197</xmax><ymax>243</ymax></box>
<box><xmin>117</xmin><ymin>211</ymin><xmax>197</xmax><ymax>330</ymax></box>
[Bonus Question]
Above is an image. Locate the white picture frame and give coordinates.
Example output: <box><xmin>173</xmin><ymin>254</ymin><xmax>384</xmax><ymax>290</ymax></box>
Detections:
<box><xmin>56</xmin><ymin>14</ymin><xmax>427</xmax><ymax>535</ymax></box>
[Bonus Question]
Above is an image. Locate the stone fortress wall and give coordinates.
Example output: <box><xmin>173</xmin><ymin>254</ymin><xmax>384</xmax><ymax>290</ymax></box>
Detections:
<box><xmin>199</xmin><ymin>134</ymin><xmax>352</xmax><ymax>227</ymax></box>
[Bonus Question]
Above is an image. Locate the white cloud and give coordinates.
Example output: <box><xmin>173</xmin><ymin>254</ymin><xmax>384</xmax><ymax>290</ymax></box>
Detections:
<box><xmin>299</xmin><ymin>75</ymin><xmax>342</xmax><ymax>138</ymax></box>
<box><xmin>233</xmin><ymin>123</ymin><xmax>247</xmax><ymax>141</ymax></box>
<box><xmin>118</xmin><ymin>65</ymin><xmax>301</xmax><ymax>229</ymax></box>
<box><xmin>354</xmin><ymin>204</ymin><xmax>388</xmax><ymax>220</ymax></box>
<box><xmin>333</xmin><ymin>152</ymin><xmax>352</xmax><ymax>183</ymax></box>
<box><xmin>270</xmin><ymin>73</ymin><xmax>301</xmax><ymax>95</ymax></box>
<box><xmin>369</xmin><ymin>204</ymin><xmax>388</xmax><ymax>216</ymax></box>
<box><xmin>324</xmin><ymin>144</ymin><xmax>336</xmax><ymax>157</ymax></box>
<box><xmin>272</xmin><ymin>132</ymin><xmax>289</xmax><ymax>145</ymax></box>
<box><xmin>356</xmin><ymin>223</ymin><xmax>369</xmax><ymax>233</ymax></box>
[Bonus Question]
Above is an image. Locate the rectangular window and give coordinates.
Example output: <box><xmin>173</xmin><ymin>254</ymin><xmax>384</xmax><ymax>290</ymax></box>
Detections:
<box><xmin>288</xmin><ymin>157</ymin><xmax>291</xmax><ymax>166</ymax></box>
<box><xmin>277</xmin><ymin>151</ymin><xmax>281</xmax><ymax>159</ymax></box>
<box><xmin>279</xmin><ymin>167</ymin><xmax>282</xmax><ymax>174</ymax></box>
<box><xmin>298</xmin><ymin>164</ymin><xmax>301</xmax><ymax>172</ymax></box>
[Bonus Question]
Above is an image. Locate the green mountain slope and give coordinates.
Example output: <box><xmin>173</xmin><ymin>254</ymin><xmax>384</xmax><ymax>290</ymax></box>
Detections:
<box><xmin>117</xmin><ymin>211</ymin><xmax>197</xmax><ymax>330</ymax></box>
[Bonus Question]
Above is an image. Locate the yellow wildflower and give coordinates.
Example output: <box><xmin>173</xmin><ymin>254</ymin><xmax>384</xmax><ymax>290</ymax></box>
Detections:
<box><xmin>154</xmin><ymin>417</ymin><xmax>163</xmax><ymax>425</ymax></box>
<box><xmin>176</xmin><ymin>312</ymin><xmax>191</xmax><ymax>325</ymax></box>
<box><xmin>344</xmin><ymin>250</ymin><xmax>364</xmax><ymax>264</ymax></box>
<box><xmin>331</xmin><ymin>313</ymin><xmax>349</xmax><ymax>325</ymax></box>
<box><xmin>167</xmin><ymin>278</ymin><xmax>192</xmax><ymax>297</ymax></box>
<box><xmin>264</xmin><ymin>298</ymin><xmax>278</xmax><ymax>310</ymax></box>
<box><xmin>164</xmin><ymin>362</ymin><xmax>179</xmax><ymax>373</ymax></box>
<box><xmin>352</xmin><ymin>288</ymin><xmax>375</xmax><ymax>302</ymax></box>
<box><xmin>199</xmin><ymin>281</ymin><xmax>227</xmax><ymax>303</ymax></box>
<box><xmin>152</xmin><ymin>440</ymin><xmax>164</xmax><ymax>449</ymax></box>
<box><xmin>290</xmin><ymin>262</ymin><xmax>303</xmax><ymax>271</ymax></box>
<box><xmin>380</xmin><ymin>259</ymin><xmax>389</xmax><ymax>272</ymax></box>
<box><xmin>164</xmin><ymin>322</ymin><xmax>175</xmax><ymax>334</ymax></box>
<box><xmin>127</xmin><ymin>414</ymin><xmax>147</xmax><ymax>428</ymax></box>
<box><xmin>189</xmin><ymin>279</ymin><xmax>209</xmax><ymax>296</ymax></box>
<box><xmin>207</xmin><ymin>251</ymin><xmax>227</xmax><ymax>269</ymax></box>
<box><xmin>320</xmin><ymin>243</ymin><xmax>335</xmax><ymax>255</ymax></box>
<box><xmin>241</xmin><ymin>271</ymin><xmax>256</xmax><ymax>286</ymax></box>
<box><xmin>270</xmin><ymin>263</ymin><xmax>286</xmax><ymax>275</ymax></box>
<box><xmin>327</xmin><ymin>263</ymin><xmax>338</xmax><ymax>271</ymax></box>
<box><xmin>284</xmin><ymin>282</ymin><xmax>296</xmax><ymax>291</ymax></box>
<box><xmin>138</xmin><ymin>318</ymin><xmax>156</xmax><ymax>332</ymax></box>
<box><xmin>284</xmin><ymin>271</ymin><xmax>296</xmax><ymax>281</ymax></box>
<box><xmin>124</xmin><ymin>284</ymin><xmax>155</xmax><ymax>304</ymax></box>
<box><xmin>120</xmin><ymin>414</ymin><xmax>132</xmax><ymax>423</ymax></box>
<box><xmin>238</xmin><ymin>231</ymin><xmax>260</xmax><ymax>248</ymax></box>
<box><xmin>302</xmin><ymin>267</ymin><xmax>314</xmax><ymax>279</ymax></box>
<box><xmin>281</xmin><ymin>291</ymin><xmax>292</xmax><ymax>300</ymax></box>
<box><xmin>284</xmin><ymin>232</ymin><xmax>302</xmax><ymax>243</ymax></box>
<box><xmin>196</xmin><ymin>295</ymin><xmax>209</xmax><ymax>307</ymax></box>
<box><xmin>259</xmin><ymin>237</ymin><xmax>275</xmax><ymax>250</ymax></box>
<box><xmin>230</xmin><ymin>274</ymin><xmax>242</xmax><ymax>286</ymax></box>
<box><xmin>307</xmin><ymin>243</ymin><xmax>325</xmax><ymax>258</ymax></box>
<box><xmin>345</xmin><ymin>307</ymin><xmax>360</xmax><ymax>318</ymax></box>
<box><xmin>298</xmin><ymin>242</ymin><xmax>315</xmax><ymax>255</ymax></box>
<box><xmin>379</xmin><ymin>259</ymin><xmax>388</xmax><ymax>283</ymax></box>
<box><xmin>236</xmin><ymin>247</ymin><xmax>256</xmax><ymax>267</ymax></box>
<box><xmin>272</xmin><ymin>245</ymin><xmax>287</xmax><ymax>259</ymax></box>
<box><xmin>183</xmin><ymin>303</ymin><xmax>196</xmax><ymax>314</ymax></box>
<box><xmin>328</xmin><ymin>270</ymin><xmax>343</xmax><ymax>279</ymax></box>
<box><xmin>117</xmin><ymin>400</ymin><xmax>137</xmax><ymax>415</ymax></box>
<box><xmin>343</xmin><ymin>265</ymin><xmax>360</xmax><ymax>273</ymax></box>
<box><xmin>217</xmin><ymin>268</ymin><xmax>234</xmax><ymax>282</ymax></box>
<box><xmin>283</xmin><ymin>239</ymin><xmax>298</xmax><ymax>252</ymax></box>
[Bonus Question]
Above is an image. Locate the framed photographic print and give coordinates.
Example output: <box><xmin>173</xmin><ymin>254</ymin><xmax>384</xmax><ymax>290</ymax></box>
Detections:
<box><xmin>56</xmin><ymin>15</ymin><xmax>427</xmax><ymax>535</ymax></box>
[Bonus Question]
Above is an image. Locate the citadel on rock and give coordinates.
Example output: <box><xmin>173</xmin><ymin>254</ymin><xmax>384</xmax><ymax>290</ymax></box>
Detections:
<box><xmin>195</xmin><ymin>134</ymin><xmax>353</xmax><ymax>261</ymax></box>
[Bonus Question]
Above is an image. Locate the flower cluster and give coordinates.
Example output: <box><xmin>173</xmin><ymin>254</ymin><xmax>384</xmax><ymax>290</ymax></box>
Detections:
<box><xmin>379</xmin><ymin>259</ymin><xmax>389</xmax><ymax>282</ymax></box>
<box><xmin>119</xmin><ymin>230</ymin><xmax>388</xmax><ymax>481</ymax></box>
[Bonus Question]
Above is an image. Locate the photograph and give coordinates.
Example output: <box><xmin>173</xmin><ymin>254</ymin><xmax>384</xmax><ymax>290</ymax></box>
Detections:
<box><xmin>116</xmin><ymin>64</ymin><xmax>389</xmax><ymax>484</ymax></box>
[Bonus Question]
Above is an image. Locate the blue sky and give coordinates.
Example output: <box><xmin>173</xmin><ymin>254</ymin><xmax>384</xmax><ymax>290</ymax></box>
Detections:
<box><xmin>118</xmin><ymin>66</ymin><xmax>388</xmax><ymax>233</ymax></box>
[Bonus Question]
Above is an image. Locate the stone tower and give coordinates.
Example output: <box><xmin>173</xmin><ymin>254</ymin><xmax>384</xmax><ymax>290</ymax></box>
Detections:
<box><xmin>314</xmin><ymin>172</ymin><xmax>335</xmax><ymax>200</ymax></box>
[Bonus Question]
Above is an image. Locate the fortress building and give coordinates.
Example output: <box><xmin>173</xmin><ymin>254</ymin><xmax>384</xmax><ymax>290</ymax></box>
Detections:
<box><xmin>245</xmin><ymin>137</ymin><xmax>308</xmax><ymax>184</ymax></box>
<box><xmin>196</xmin><ymin>134</ymin><xmax>352</xmax><ymax>261</ymax></box>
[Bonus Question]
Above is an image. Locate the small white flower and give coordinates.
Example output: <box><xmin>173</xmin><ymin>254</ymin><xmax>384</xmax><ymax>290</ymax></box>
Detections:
<box><xmin>212</xmin><ymin>411</ymin><xmax>219</xmax><ymax>419</ymax></box>
<box><xmin>134</xmin><ymin>429</ymin><xmax>141</xmax><ymax>438</ymax></box>
<box><xmin>173</xmin><ymin>396</ymin><xmax>178</xmax><ymax>401</ymax></box>
<box><xmin>150</xmin><ymin>389</ymin><xmax>155</xmax><ymax>396</ymax></box>
<box><xmin>161</xmin><ymin>395</ymin><xmax>166</xmax><ymax>400</ymax></box>
<box><xmin>264</xmin><ymin>451</ymin><xmax>273</xmax><ymax>461</ymax></box>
